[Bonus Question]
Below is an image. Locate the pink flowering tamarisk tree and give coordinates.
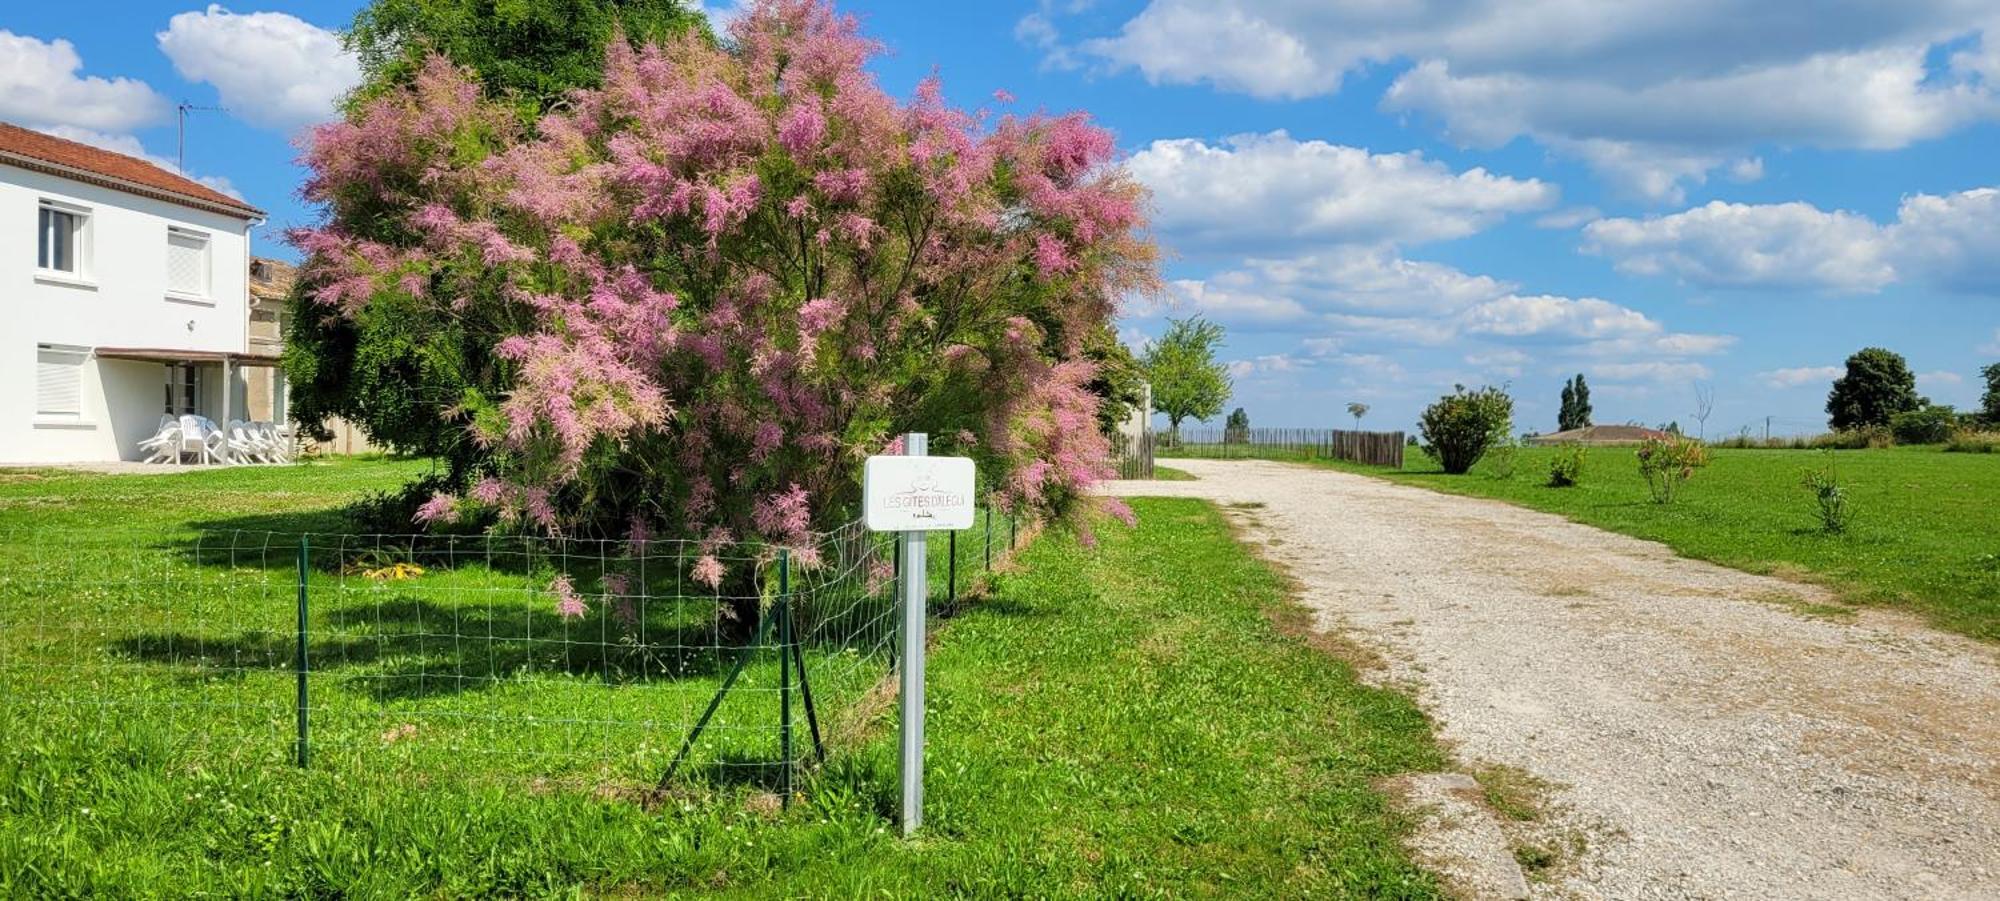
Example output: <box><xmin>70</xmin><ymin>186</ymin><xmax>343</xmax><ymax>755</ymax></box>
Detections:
<box><xmin>291</xmin><ymin>0</ymin><xmax>1155</xmax><ymax>621</ymax></box>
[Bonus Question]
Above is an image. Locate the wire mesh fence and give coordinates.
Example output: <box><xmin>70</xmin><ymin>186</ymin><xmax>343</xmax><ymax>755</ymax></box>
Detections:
<box><xmin>1156</xmin><ymin>427</ymin><xmax>1407</xmax><ymax>467</ymax></box>
<box><xmin>0</xmin><ymin>507</ymin><xmax>1028</xmax><ymax>796</ymax></box>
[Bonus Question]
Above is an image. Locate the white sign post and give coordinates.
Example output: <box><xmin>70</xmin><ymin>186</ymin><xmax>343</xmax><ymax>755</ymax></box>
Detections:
<box><xmin>862</xmin><ymin>433</ymin><xmax>976</xmax><ymax>837</ymax></box>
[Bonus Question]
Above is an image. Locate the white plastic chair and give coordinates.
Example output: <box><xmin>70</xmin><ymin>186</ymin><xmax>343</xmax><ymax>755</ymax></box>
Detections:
<box><xmin>178</xmin><ymin>415</ymin><xmax>222</xmax><ymax>465</ymax></box>
<box><xmin>137</xmin><ymin>415</ymin><xmax>181</xmax><ymax>463</ymax></box>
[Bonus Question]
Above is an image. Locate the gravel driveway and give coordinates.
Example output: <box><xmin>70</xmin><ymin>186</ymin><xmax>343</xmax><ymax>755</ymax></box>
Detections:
<box><xmin>1103</xmin><ymin>459</ymin><xmax>2000</xmax><ymax>900</ymax></box>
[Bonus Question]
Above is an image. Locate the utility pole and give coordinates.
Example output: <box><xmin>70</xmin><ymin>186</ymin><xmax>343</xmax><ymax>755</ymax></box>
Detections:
<box><xmin>176</xmin><ymin>102</ymin><xmax>227</xmax><ymax>173</ymax></box>
<box><xmin>1764</xmin><ymin>416</ymin><xmax>1772</xmax><ymax>443</ymax></box>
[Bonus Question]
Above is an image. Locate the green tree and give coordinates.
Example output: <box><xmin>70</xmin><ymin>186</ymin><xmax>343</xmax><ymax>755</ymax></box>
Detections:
<box><xmin>1557</xmin><ymin>373</ymin><xmax>1592</xmax><ymax>431</ymax></box>
<box><xmin>1419</xmin><ymin>385</ymin><xmax>1514</xmax><ymax>475</ymax></box>
<box><xmin>1223</xmin><ymin>407</ymin><xmax>1250</xmax><ymax>443</ymax></box>
<box><xmin>1980</xmin><ymin>363</ymin><xmax>2000</xmax><ymax>426</ymax></box>
<box><xmin>1345</xmin><ymin>401</ymin><xmax>1369</xmax><ymax>428</ymax></box>
<box><xmin>345</xmin><ymin>0</ymin><xmax>707</xmax><ymax>118</ymax></box>
<box><xmin>1827</xmin><ymin>347</ymin><xmax>1925</xmax><ymax>431</ymax></box>
<box><xmin>1143</xmin><ymin>317</ymin><xmax>1232</xmax><ymax>438</ymax></box>
<box><xmin>1083</xmin><ymin>324</ymin><xmax>1147</xmax><ymax>437</ymax></box>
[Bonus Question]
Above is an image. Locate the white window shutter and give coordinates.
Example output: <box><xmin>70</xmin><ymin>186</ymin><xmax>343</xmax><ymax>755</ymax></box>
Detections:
<box><xmin>167</xmin><ymin>230</ymin><xmax>208</xmax><ymax>295</ymax></box>
<box><xmin>36</xmin><ymin>347</ymin><xmax>85</xmax><ymax>417</ymax></box>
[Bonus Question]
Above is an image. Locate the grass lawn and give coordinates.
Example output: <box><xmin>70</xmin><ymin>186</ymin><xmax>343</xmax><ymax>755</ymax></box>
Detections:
<box><xmin>0</xmin><ymin>462</ymin><xmax>1445</xmax><ymax>896</ymax></box>
<box><xmin>1152</xmin><ymin>465</ymin><xmax>1198</xmax><ymax>481</ymax></box>
<box><xmin>1317</xmin><ymin>445</ymin><xmax>2000</xmax><ymax>642</ymax></box>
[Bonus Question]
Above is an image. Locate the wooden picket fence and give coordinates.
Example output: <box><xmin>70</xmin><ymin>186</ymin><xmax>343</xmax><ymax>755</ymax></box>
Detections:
<box><xmin>1328</xmin><ymin>429</ymin><xmax>1405</xmax><ymax>468</ymax></box>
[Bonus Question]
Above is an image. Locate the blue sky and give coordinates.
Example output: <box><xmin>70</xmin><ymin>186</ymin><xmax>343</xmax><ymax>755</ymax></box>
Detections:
<box><xmin>5</xmin><ymin>1</ymin><xmax>1996</xmax><ymax>436</ymax></box>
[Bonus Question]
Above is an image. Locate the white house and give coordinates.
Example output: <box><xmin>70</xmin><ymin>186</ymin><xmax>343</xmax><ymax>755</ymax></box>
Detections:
<box><xmin>0</xmin><ymin>121</ymin><xmax>268</xmax><ymax>464</ymax></box>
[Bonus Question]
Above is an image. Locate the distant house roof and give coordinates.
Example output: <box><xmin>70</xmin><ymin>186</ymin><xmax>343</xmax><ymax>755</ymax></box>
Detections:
<box><xmin>0</xmin><ymin>121</ymin><xmax>263</xmax><ymax>220</ymax></box>
<box><xmin>1526</xmin><ymin>425</ymin><xmax>1672</xmax><ymax>446</ymax></box>
<box><xmin>249</xmin><ymin>257</ymin><xmax>298</xmax><ymax>304</ymax></box>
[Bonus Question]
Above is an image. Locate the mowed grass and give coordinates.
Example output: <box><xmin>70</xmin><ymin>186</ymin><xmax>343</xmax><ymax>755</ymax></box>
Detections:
<box><xmin>0</xmin><ymin>463</ymin><xmax>1445</xmax><ymax>896</ymax></box>
<box><xmin>1318</xmin><ymin>445</ymin><xmax>2000</xmax><ymax>641</ymax></box>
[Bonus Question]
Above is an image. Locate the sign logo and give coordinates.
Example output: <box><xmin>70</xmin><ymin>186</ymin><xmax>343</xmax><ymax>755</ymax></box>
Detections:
<box><xmin>864</xmin><ymin>456</ymin><xmax>977</xmax><ymax>531</ymax></box>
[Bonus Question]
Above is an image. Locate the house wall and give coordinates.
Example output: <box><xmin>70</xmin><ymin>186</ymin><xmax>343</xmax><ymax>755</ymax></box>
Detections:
<box><xmin>0</xmin><ymin>162</ymin><xmax>253</xmax><ymax>462</ymax></box>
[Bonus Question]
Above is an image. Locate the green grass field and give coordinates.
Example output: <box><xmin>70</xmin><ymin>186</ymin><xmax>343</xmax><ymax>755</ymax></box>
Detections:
<box><xmin>0</xmin><ymin>462</ymin><xmax>1444</xmax><ymax>896</ymax></box>
<box><xmin>1318</xmin><ymin>445</ymin><xmax>2000</xmax><ymax>642</ymax></box>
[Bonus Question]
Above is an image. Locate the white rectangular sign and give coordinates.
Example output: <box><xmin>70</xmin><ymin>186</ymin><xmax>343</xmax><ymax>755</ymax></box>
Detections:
<box><xmin>864</xmin><ymin>455</ymin><xmax>976</xmax><ymax>532</ymax></box>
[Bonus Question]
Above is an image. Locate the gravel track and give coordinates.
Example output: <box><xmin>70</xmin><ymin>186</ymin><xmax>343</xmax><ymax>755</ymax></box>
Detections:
<box><xmin>1104</xmin><ymin>459</ymin><xmax>2000</xmax><ymax>900</ymax></box>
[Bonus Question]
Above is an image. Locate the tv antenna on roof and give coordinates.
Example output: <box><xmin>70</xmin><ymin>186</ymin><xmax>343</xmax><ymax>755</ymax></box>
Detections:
<box><xmin>176</xmin><ymin>102</ymin><xmax>227</xmax><ymax>173</ymax></box>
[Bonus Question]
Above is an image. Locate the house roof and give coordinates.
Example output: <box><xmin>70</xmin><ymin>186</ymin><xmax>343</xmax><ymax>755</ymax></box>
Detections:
<box><xmin>0</xmin><ymin>122</ymin><xmax>263</xmax><ymax>220</ymax></box>
<box><xmin>1527</xmin><ymin>425</ymin><xmax>1672</xmax><ymax>445</ymax></box>
<box><xmin>249</xmin><ymin>257</ymin><xmax>298</xmax><ymax>304</ymax></box>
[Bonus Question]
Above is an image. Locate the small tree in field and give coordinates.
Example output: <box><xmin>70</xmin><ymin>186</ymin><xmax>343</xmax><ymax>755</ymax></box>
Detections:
<box><xmin>1827</xmin><ymin>347</ymin><xmax>1924</xmax><ymax>431</ymax></box>
<box><xmin>289</xmin><ymin>0</ymin><xmax>1159</xmax><ymax>624</ymax></box>
<box><xmin>1346</xmin><ymin>402</ymin><xmax>1369</xmax><ymax>429</ymax></box>
<box><xmin>1144</xmin><ymin>316</ymin><xmax>1230</xmax><ymax>440</ymax></box>
<box><xmin>1636</xmin><ymin>434</ymin><xmax>1709</xmax><ymax>504</ymax></box>
<box><xmin>1419</xmin><ymin>385</ymin><xmax>1513</xmax><ymax>475</ymax></box>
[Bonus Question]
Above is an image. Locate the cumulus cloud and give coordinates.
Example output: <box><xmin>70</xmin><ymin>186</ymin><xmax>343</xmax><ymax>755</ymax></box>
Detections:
<box><xmin>157</xmin><ymin>5</ymin><xmax>360</xmax><ymax>132</ymax></box>
<box><xmin>1582</xmin><ymin>187</ymin><xmax>2000</xmax><ymax>295</ymax></box>
<box><xmin>0</xmin><ymin>30</ymin><xmax>167</xmax><ymax>132</ymax></box>
<box><xmin>1127</xmin><ymin>131</ymin><xmax>1556</xmax><ymax>254</ymax></box>
<box><xmin>1062</xmin><ymin>1</ymin><xmax>2000</xmax><ymax>199</ymax></box>
<box><xmin>1760</xmin><ymin>366</ymin><xmax>1844</xmax><ymax>388</ymax></box>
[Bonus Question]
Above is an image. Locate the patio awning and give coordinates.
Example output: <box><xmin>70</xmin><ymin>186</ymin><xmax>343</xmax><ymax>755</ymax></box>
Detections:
<box><xmin>93</xmin><ymin>346</ymin><xmax>282</xmax><ymax>367</ymax></box>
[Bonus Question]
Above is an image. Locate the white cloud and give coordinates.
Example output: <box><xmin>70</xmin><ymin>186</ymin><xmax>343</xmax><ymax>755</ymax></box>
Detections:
<box><xmin>1582</xmin><ymin>201</ymin><xmax>1896</xmax><ymax>292</ymax></box>
<box><xmin>1981</xmin><ymin>329</ymin><xmax>2000</xmax><ymax>356</ymax></box>
<box><xmin>1535</xmin><ymin>206</ymin><xmax>1601</xmax><ymax>229</ymax></box>
<box><xmin>1760</xmin><ymin>366</ymin><xmax>1843</xmax><ymax>388</ymax></box>
<box><xmin>1160</xmin><ymin>277</ymin><xmax>1312</xmax><ymax>326</ymax></box>
<box><xmin>0</xmin><ymin>30</ymin><xmax>166</xmax><ymax>132</ymax></box>
<box><xmin>1127</xmin><ymin>131</ymin><xmax>1556</xmax><ymax>254</ymax></box>
<box><xmin>1587</xmin><ymin>361</ymin><xmax>1713</xmax><ymax>383</ymax></box>
<box><xmin>1066</xmin><ymin>1</ymin><xmax>2000</xmax><ymax>199</ymax></box>
<box><xmin>157</xmin><ymin>5</ymin><xmax>360</xmax><ymax>132</ymax></box>
<box><xmin>1583</xmin><ymin>187</ymin><xmax>2000</xmax><ymax>295</ymax></box>
<box><xmin>1459</xmin><ymin>294</ymin><xmax>1661</xmax><ymax>341</ymax></box>
<box><xmin>1919</xmin><ymin>370</ymin><xmax>1965</xmax><ymax>397</ymax></box>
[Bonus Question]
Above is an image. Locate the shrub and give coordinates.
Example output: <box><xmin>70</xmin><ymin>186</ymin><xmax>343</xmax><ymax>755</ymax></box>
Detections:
<box><xmin>1418</xmin><ymin>385</ymin><xmax>1514</xmax><ymax>475</ymax></box>
<box><xmin>1889</xmin><ymin>404</ymin><xmax>1958</xmax><ymax>445</ymax></box>
<box><xmin>1799</xmin><ymin>451</ymin><xmax>1853</xmax><ymax>534</ymax></box>
<box><xmin>1811</xmin><ymin>426</ymin><xmax>1891</xmax><ymax>450</ymax></box>
<box><xmin>1635</xmin><ymin>434</ymin><xmax>1709</xmax><ymax>504</ymax></box>
<box><xmin>1547</xmin><ymin>444</ymin><xmax>1587</xmax><ymax>487</ymax></box>
<box><xmin>1484</xmin><ymin>439</ymin><xmax>1519</xmax><ymax>480</ymax></box>
<box><xmin>1945</xmin><ymin>430</ymin><xmax>2000</xmax><ymax>454</ymax></box>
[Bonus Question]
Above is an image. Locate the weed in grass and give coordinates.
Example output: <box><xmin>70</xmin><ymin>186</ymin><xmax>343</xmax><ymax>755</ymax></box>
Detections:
<box><xmin>1799</xmin><ymin>451</ymin><xmax>1854</xmax><ymax>534</ymax></box>
<box><xmin>1473</xmin><ymin>764</ymin><xmax>1550</xmax><ymax>823</ymax></box>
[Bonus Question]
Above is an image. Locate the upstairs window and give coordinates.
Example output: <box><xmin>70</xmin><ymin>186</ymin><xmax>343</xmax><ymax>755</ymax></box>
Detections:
<box><xmin>37</xmin><ymin>202</ymin><xmax>86</xmax><ymax>276</ymax></box>
<box><xmin>36</xmin><ymin>344</ymin><xmax>87</xmax><ymax>420</ymax></box>
<box><xmin>167</xmin><ymin>227</ymin><xmax>211</xmax><ymax>298</ymax></box>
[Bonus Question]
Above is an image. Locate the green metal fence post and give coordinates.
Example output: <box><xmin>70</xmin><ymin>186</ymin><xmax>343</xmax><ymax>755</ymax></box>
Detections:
<box><xmin>778</xmin><ymin>550</ymin><xmax>793</xmax><ymax>808</ymax></box>
<box><xmin>984</xmin><ymin>507</ymin><xmax>992</xmax><ymax>571</ymax></box>
<box><xmin>946</xmin><ymin>531</ymin><xmax>957</xmax><ymax>607</ymax></box>
<box><xmin>1010</xmin><ymin>513</ymin><xmax>1016</xmax><ymax>551</ymax></box>
<box><xmin>294</xmin><ymin>534</ymin><xmax>309</xmax><ymax>769</ymax></box>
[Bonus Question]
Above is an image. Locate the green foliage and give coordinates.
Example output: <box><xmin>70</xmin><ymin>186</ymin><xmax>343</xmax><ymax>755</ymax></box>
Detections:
<box><xmin>1557</xmin><ymin>373</ymin><xmax>1592</xmax><ymax>432</ymax></box>
<box><xmin>1800</xmin><ymin>451</ymin><xmax>1853</xmax><ymax>534</ymax></box>
<box><xmin>1635</xmin><ymin>434</ymin><xmax>1709</xmax><ymax>504</ymax></box>
<box><xmin>1223</xmin><ymin>407</ymin><xmax>1250</xmax><ymax>443</ymax></box>
<box><xmin>1890</xmin><ymin>404</ymin><xmax>1959</xmax><ymax>445</ymax></box>
<box><xmin>1547</xmin><ymin>444</ymin><xmax>1587</xmax><ymax>488</ymax></box>
<box><xmin>1346</xmin><ymin>401</ymin><xmax>1369</xmax><ymax>426</ymax></box>
<box><xmin>345</xmin><ymin>0</ymin><xmax>707</xmax><ymax>118</ymax></box>
<box><xmin>1827</xmin><ymin>347</ymin><xmax>1925</xmax><ymax>431</ymax></box>
<box><xmin>1418</xmin><ymin>384</ymin><xmax>1514</xmax><ymax>475</ymax></box>
<box><xmin>1946</xmin><ymin>430</ymin><xmax>2000</xmax><ymax>454</ymax></box>
<box><xmin>1980</xmin><ymin>363</ymin><xmax>2000</xmax><ymax>426</ymax></box>
<box><xmin>1083</xmin><ymin>324</ymin><xmax>1147</xmax><ymax>436</ymax></box>
<box><xmin>1143</xmin><ymin>316</ymin><xmax>1232</xmax><ymax>434</ymax></box>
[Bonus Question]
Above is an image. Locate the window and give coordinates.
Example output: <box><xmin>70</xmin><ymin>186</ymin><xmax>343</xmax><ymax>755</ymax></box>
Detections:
<box><xmin>36</xmin><ymin>344</ymin><xmax>87</xmax><ymax>419</ymax></box>
<box><xmin>166</xmin><ymin>227</ymin><xmax>211</xmax><ymax>297</ymax></box>
<box><xmin>36</xmin><ymin>202</ymin><xmax>86</xmax><ymax>276</ymax></box>
<box><xmin>165</xmin><ymin>363</ymin><xmax>200</xmax><ymax>416</ymax></box>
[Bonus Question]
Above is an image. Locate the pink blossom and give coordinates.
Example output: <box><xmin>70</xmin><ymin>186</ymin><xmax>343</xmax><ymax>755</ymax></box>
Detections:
<box><xmin>552</xmin><ymin>575</ymin><xmax>588</xmax><ymax>620</ymax></box>
<box><xmin>691</xmin><ymin>555</ymin><xmax>726</xmax><ymax>589</ymax></box>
